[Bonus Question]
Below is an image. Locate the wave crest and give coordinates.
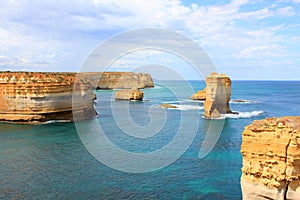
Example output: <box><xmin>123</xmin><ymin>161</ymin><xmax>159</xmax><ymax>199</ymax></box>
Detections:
<box><xmin>221</xmin><ymin>111</ymin><xmax>264</xmax><ymax>119</ymax></box>
<box><xmin>230</xmin><ymin>100</ymin><xmax>258</xmax><ymax>104</ymax></box>
<box><xmin>161</xmin><ymin>104</ymin><xmax>204</xmax><ymax>111</ymax></box>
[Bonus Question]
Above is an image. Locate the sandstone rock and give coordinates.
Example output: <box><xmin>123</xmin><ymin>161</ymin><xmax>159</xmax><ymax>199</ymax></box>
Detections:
<box><xmin>160</xmin><ymin>104</ymin><xmax>178</xmax><ymax>109</ymax></box>
<box><xmin>81</xmin><ymin>72</ymin><xmax>154</xmax><ymax>89</ymax></box>
<box><xmin>203</xmin><ymin>72</ymin><xmax>233</xmax><ymax>118</ymax></box>
<box><xmin>241</xmin><ymin>116</ymin><xmax>300</xmax><ymax>200</ymax></box>
<box><xmin>190</xmin><ymin>88</ymin><xmax>206</xmax><ymax>100</ymax></box>
<box><xmin>0</xmin><ymin>72</ymin><xmax>96</xmax><ymax>124</ymax></box>
<box><xmin>114</xmin><ymin>88</ymin><xmax>144</xmax><ymax>101</ymax></box>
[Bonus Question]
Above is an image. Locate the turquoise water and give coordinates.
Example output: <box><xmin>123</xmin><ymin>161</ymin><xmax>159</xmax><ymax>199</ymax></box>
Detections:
<box><xmin>1</xmin><ymin>81</ymin><xmax>300</xmax><ymax>199</ymax></box>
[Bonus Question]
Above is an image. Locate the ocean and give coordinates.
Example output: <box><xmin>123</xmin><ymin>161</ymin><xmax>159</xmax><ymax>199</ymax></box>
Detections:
<box><xmin>1</xmin><ymin>81</ymin><xmax>300</xmax><ymax>199</ymax></box>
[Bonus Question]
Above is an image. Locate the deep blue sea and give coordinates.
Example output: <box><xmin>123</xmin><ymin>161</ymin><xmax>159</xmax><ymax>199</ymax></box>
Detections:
<box><xmin>1</xmin><ymin>81</ymin><xmax>300</xmax><ymax>199</ymax></box>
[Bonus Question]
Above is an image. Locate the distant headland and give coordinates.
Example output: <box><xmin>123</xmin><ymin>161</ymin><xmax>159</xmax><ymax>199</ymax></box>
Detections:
<box><xmin>0</xmin><ymin>71</ymin><xmax>154</xmax><ymax>124</ymax></box>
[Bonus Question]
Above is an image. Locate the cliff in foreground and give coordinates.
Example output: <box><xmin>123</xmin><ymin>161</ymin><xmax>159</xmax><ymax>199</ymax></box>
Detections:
<box><xmin>241</xmin><ymin>116</ymin><xmax>300</xmax><ymax>200</ymax></box>
<box><xmin>0</xmin><ymin>72</ymin><xmax>96</xmax><ymax>124</ymax></box>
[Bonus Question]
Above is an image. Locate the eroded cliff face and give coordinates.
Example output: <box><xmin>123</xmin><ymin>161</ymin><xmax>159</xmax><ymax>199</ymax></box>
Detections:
<box><xmin>241</xmin><ymin>116</ymin><xmax>300</xmax><ymax>200</ymax></box>
<box><xmin>81</xmin><ymin>72</ymin><xmax>154</xmax><ymax>89</ymax></box>
<box><xmin>203</xmin><ymin>73</ymin><xmax>232</xmax><ymax>118</ymax></box>
<box><xmin>0</xmin><ymin>72</ymin><xmax>96</xmax><ymax>124</ymax></box>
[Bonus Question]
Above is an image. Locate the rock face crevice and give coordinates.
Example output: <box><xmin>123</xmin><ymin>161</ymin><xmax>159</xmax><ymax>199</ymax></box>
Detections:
<box><xmin>241</xmin><ymin>116</ymin><xmax>300</xmax><ymax>200</ymax></box>
<box><xmin>0</xmin><ymin>72</ymin><xmax>96</xmax><ymax>124</ymax></box>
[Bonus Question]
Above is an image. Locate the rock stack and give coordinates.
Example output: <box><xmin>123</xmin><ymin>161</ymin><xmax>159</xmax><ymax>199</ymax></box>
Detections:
<box><xmin>114</xmin><ymin>87</ymin><xmax>144</xmax><ymax>101</ymax></box>
<box><xmin>241</xmin><ymin>116</ymin><xmax>300</xmax><ymax>200</ymax></box>
<box><xmin>203</xmin><ymin>72</ymin><xmax>233</xmax><ymax>118</ymax></box>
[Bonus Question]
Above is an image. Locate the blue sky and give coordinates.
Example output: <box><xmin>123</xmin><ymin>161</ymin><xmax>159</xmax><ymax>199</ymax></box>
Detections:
<box><xmin>0</xmin><ymin>0</ymin><xmax>299</xmax><ymax>80</ymax></box>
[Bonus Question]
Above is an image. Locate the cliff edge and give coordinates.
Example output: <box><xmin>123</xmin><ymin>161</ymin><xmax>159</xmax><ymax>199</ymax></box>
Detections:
<box><xmin>0</xmin><ymin>72</ymin><xmax>96</xmax><ymax>124</ymax></box>
<box><xmin>241</xmin><ymin>116</ymin><xmax>300</xmax><ymax>200</ymax></box>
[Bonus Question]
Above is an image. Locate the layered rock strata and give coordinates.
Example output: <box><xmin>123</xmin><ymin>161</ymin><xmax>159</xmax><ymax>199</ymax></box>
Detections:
<box><xmin>114</xmin><ymin>88</ymin><xmax>144</xmax><ymax>101</ymax></box>
<box><xmin>241</xmin><ymin>116</ymin><xmax>300</xmax><ymax>200</ymax></box>
<box><xmin>190</xmin><ymin>88</ymin><xmax>206</xmax><ymax>100</ymax></box>
<box><xmin>203</xmin><ymin>73</ymin><xmax>233</xmax><ymax>118</ymax></box>
<box><xmin>81</xmin><ymin>72</ymin><xmax>154</xmax><ymax>89</ymax></box>
<box><xmin>0</xmin><ymin>72</ymin><xmax>96</xmax><ymax>124</ymax></box>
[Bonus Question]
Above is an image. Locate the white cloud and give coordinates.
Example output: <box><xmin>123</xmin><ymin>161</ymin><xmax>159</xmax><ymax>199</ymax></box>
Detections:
<box><xmin>236</xmin><ymin>45</ymin><xmax>284</xmax><ymax>59</ymax></box>
<box><xmin>276</xmin><ymin>6</ymin><xmax>294</xmax><ymax>16</ymax></box>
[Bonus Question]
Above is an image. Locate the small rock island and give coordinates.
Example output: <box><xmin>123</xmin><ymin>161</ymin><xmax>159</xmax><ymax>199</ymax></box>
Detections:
<box><xmin>114</xmin><ymin>87</ymin><xmax>144</xmax><ymax>101</ymax></box>
<box><xmin>190</xmin><ymin>88</ymin><xmax>206</xmax><ymax>100</ymax></box>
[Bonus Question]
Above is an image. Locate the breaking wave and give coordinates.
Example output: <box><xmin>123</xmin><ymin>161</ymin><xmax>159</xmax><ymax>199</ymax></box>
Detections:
<box><xmin>42</xmin><ymin>120</ymin><xmax>72</xmax><ymax>124</ymax></box>
<box><xmin>221</xmin><ymin>111</ymin><xmax>264</xmax><ymax>119</ymax></box>
<box><xmin>161</xmin><ymin>104</ymin><xmax>204</xmax><ymax>111</ymax></box>
<box><xmin>230</xmin><ymin>100</ymin><xmax>258</xmax><ymax>104</ymax></box>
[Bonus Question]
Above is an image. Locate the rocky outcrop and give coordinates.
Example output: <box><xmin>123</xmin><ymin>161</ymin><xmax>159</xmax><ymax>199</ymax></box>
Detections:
<box><xmin>81</xmin><ymin>72</ymin><xmax>154</xmax><ymax>89</ymax></box>
<box><xmin>203</xmin><ymin>73</ymin><xmax>233</xmax><ymax>118</ymax></box>
<box><xmin>241</xmin><ymin>116</ymin><xmax>300</xmax><ymax>200</ymax></box>
<box><xmin>0</xmin><ymin>72</ymin><xmax>96</xmax><ymax>124</ymax></box>
<box><xmin>160</xmin><ymin>104</ymin><xmax>178</xmax><ymax>109</ymax></box>
<box><xmin>190</xmin><ymin>88</ymin><xmax>206</xmax><ymax>100</ymax></box>
<box><xmin>114</xmin><ymin>88</ymin><xmax>144</xmax><ymax>101</ymax></box>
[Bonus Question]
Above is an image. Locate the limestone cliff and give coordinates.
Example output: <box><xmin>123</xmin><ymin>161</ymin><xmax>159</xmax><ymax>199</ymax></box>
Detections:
<box><xmin>241</xmin><ymin>116</ymin><xmax>300</xmax><ymax>200</ymax></box>
<box><xmin>114</xmin><ymin>88</ymin><xmax>144</xmax><ymax>101</ymax></box>
<box><xmin>81</xmin><ymin>72</ymin><xmax>154</xmax><ymax>89</ymax></box>
<box><xmin>203</xmin><ymin>73</ymin><xmax>233</xmax><ymax>118</ymax></box>
<box><xmin>0</xmin><ymin>72</ymin><xmax>96</xmax><ymax>124</ymax></box>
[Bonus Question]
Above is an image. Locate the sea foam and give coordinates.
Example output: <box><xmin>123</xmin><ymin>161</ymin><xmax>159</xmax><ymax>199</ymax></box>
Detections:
<box><xmin>230</xmin><ymin>100</ymin><xmax>258</xmax><ymax>104</ymax></box>
<box><xmin>161</xmin><ymin>104</ymin><xmax>204</xmax><ymax>111</ymax></box>
<box><xmin>221</xmin><ymin>111</ymin><xmax>264</xmax><ymax>119</ymax></box>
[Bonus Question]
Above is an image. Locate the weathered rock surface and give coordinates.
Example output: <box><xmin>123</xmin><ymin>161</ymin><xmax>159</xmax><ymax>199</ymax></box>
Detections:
<box><xmin>203</xmin><ymin>72</ymin><xmax>233</xmax><ymax>118</ymax></box>
<box><xmin>241</xmin><ymin>116</ymin><xmax>300</xmax><ymax>200</ymax></box>
<box><xmin>0</xmin><ymin>72</ymin><xmax>96</xmax><ymax>124</ymax></box>
<box><xmin>190</xmin><ymin>88</ymin><xmax>206</xmax><ymax>100</ymax></box>
<box><xmin>114</xmin><ymin>88</ymin><xmax>144</xmax><ymax>101</ymax></box>
<box><xmin>81</xmin><ymin>72</ymin><xmax>154</xmax><ymax>89</ymax></box>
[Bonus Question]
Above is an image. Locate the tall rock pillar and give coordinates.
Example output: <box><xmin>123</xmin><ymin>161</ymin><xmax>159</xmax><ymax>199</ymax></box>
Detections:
<box><xmin>204</xmin><ymin>72</ymin><xmax>232</xmax><ymax>118</ymax></box>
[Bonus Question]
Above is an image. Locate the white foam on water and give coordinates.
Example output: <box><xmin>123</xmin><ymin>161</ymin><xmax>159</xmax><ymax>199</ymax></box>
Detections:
<box><xmin>149</xmin><ymin>85</ymin><xmax>163</xmax><ymax>90</ymax></box>
<box><xmin>230</xmin><ymin>100</ymin><xmax>258</xmax><ymax>104</ymax></box>
<box><xmin>221</xmin><ymin>111</ymin><xmax>264</xmax><ymax>119</ymax></box>
<box><xmin>183</xmin><ymin>99</ymin><xmax>205</xmax><ymax>103</ymax></box>
<box><xmin>42</xmin><ymin>120</ymin><xmax>72</xmax><ymax>124</ymax></box>
<box><xmin>162</xmin><ymin>100</ymin><xmax>183</xmax><ymax>104</ymax></box>
<box><xmin>164</xmin><ymin>104</ymin><xmax>204</xmax><ymax>111</ymax></box>
<box><xmin>163</xmin><ymin>99</ymin><xmax>205</xmax><ymax>104</ymax></box>
<box><xmin>202</xmin><ymin>110</ymin><xmax>264</xmax><ymax>119</ymax></box>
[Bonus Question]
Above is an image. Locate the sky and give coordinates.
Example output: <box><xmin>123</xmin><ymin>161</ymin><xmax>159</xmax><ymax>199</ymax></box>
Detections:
<box><xmin>0</xmin><ymin>0</ymin><xmax>299</xmax><ymax>80</ymax></box>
